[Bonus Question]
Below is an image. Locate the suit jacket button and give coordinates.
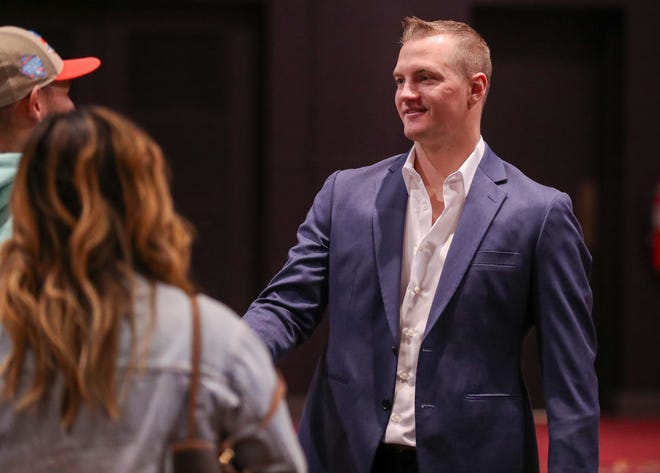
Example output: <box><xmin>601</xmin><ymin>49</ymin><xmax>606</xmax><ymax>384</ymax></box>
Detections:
<box><xmin>381</xmin><ymin>399</ymin><xmax>392</xmax><ymax>410</ymax></box>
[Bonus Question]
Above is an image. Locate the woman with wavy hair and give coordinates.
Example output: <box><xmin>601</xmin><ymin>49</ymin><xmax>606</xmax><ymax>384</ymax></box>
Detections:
<box><xmin>0</xmin><ymin>106</ymin><xmax>305</xmax><ymax>473</ymax></box>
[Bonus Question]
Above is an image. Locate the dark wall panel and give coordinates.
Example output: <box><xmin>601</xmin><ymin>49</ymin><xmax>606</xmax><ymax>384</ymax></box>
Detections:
<box><xmin>475</xmin><ymin>6</ymin><xmax>624</xmax><ymax>409</ymax></box>
<box><xmin>3</xmin><ymin>3</ymin><xmax>267</xmax><ymax>313</ymax></box>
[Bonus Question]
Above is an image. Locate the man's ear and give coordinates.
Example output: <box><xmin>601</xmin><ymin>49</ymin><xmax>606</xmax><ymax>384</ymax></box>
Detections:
<box><xmin>27</xmin><ymin>85</ymin><xmax>44</xmax><ymax>121</ymax></box>
<box><xmin>468</xmin><ymin>72</ymin><xmax>488</xmax><ymax>108</ymax></box>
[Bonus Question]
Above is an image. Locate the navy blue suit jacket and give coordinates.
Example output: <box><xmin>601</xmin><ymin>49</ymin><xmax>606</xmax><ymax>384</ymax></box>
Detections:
<box><xmin>244</xmin><ymin>145</ymin><xmax>599</xmax><ymax>473</ymax></box>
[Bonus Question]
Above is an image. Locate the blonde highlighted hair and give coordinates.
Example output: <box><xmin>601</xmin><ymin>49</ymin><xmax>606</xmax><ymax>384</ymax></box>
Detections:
<box><xmin>0</xmin><ymin>106</ymin><xmax>194</xmax><ymax>428</ymax></box>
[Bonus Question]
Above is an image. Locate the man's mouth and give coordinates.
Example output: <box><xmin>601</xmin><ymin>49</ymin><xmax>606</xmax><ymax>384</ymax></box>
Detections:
<box><xmin>403</xmin><ymin>107</ymin><xmax>426</xmax><ymax>118</ymax></box>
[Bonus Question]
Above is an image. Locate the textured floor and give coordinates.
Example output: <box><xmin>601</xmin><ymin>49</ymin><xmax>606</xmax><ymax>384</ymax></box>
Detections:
<box><xmin>536</xmin><ymin>418</ymin><xmax>660</xmax><ymax>473</ymax></box>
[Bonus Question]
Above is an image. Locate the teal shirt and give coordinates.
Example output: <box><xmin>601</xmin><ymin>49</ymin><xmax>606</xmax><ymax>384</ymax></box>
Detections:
<box><xmin>0</xmin><ymin>153</ymin><xmax>20</xmax><ymax>243</ymax></box>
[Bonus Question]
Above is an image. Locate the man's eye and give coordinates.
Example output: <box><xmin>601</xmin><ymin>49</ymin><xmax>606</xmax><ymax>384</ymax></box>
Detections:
<box><xmin>394</xmin><ymin>78</ymin><xmax>404</xmax><ymax>86</ymax></box>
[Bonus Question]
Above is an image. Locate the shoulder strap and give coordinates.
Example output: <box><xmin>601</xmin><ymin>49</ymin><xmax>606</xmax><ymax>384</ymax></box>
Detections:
<box><xmin>186</xmin><ymin>295</ymin><xmax>202</xmax><ymax>439</ymax></box>
<box><xmin>185</xmin><ymin>295</ymin><xmax>287</xmax><ymax>471</ymax></box>
<box><xmin>218</xmin><ymin>372</ymin><xmax>287</xmax><ymax>471</ymax></box>
<box><xmin>259</xmin><ymin>372</ymin><xmax>286</xmax><ymax>428</ymax></box>
<box><xmin>187</xmin><ymin>296</ymin><xmax>284</xmax><ymax>436</ymax></box>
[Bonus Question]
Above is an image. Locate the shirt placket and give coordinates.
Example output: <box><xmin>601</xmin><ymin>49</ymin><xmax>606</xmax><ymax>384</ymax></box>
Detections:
<box><xmin>393</xmin><ymin>179</ymin><xmax>433</xmax><ymax>429</ymax></box>
<box><xmin>393</xmin><ymin>173</ymin><xmax>465</xmax><ymax>429</ymax></box>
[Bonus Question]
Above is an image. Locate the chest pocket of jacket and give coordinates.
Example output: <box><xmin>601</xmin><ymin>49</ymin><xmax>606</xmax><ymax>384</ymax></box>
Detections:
<box><xmin>471</xmin><ymin>250</ymin><xmax>522</xmax><ymax>271</ymax></box>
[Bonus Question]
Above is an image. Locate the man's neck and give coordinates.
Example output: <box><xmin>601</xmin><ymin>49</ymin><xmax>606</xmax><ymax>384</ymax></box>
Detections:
<box><xmin>0</xmin><ymin>129</ymin><xmax>29</xmax><ymax>153</ymax></box>
<box><xmin>412</xmin><ymin>135</ymin><xmax>479</xmax><ymax>189</ymax></box>
<box><xmin>0</xmin><ymin>98</ymin><xmax>38</xmax><ymax>153</ymax></box>
<box><xmin>0</xmin><ymin>140</ymin><xmax>20</xmax><ymax>154</ymax></box>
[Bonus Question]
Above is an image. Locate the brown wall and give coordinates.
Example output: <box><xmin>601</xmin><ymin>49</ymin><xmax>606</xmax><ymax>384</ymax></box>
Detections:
<box><xmin>5</xmin><ymin>0</ymin><xmax>660</xmax><ymax>415</ymax></box>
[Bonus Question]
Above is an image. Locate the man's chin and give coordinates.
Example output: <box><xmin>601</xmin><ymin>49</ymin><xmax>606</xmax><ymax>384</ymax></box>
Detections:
<box><xmin>403</xmin><ymin>127</ymin><xmax>425</xmax><ymax>142</ymax></box>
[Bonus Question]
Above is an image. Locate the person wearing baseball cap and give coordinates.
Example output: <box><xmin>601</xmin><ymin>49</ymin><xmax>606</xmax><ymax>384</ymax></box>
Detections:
<box><xmin>0</xmin><ymin>26</ymin><xmax>101</xmax><ymax>241</ymax></box>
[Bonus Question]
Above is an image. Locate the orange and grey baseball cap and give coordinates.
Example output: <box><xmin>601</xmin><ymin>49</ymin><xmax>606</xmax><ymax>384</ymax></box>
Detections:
<box><xmin>0</xmin><ymin>26</ymin><xmax>101</xmax><ymax>108</ymax></box>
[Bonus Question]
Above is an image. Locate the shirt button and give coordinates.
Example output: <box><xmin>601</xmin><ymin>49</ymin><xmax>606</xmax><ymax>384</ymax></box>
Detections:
<box><xmin>413</xmin><ymin>286</ymin><xmax>421</xmax><ymax>295</ymax></box>
<box><xmin>402</xmin><ymin>327</ymin><xmax>417</xmax><ymax>338</ymax></box>
<box><xmin>391</xmin><ymin>414</ymin><xmax>401</xmax><ymax>423</ymax></box>
<box><xmin>397</xmin><ymin>371</ymin><xmax>409</xmax><ymax>381</ymax></box>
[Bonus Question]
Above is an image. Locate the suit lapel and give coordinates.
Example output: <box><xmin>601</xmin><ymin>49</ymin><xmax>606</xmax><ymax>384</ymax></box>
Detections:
<box><xmin>423</xmin><ymin>147</ymin><xmax>508</xmax><ymax>338</ymax></box>
<box><xmin>373</xmin><ymin>156</ymin><xmax>408</xmax><ymax>343</ymax></box>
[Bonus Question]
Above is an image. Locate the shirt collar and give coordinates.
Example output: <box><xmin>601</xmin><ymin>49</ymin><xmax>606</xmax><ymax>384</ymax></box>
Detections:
<box><xmin>401</xmin><ymin>137</ymin><xmax>485</xmax><ymax>195</ymax></box>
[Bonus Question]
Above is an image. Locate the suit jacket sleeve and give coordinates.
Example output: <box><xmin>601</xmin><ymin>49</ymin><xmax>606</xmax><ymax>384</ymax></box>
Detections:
<box><xmin>533</xmin><ymin>192</ymin><xmax>599</xmax><ymax>473</ymax></box>
<box><xmin>242</xmin><ymin>172</ymin><xmax>338</xmax><ymax>360</ymax></box>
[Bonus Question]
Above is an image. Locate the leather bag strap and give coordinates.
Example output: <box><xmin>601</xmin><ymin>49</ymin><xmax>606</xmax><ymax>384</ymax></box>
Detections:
<box><xmin>182</xmin><ymin>295</ymin><xmax>287</xmax><ymax>473</ymax></box>
<box><xmin>187</xmin><ymin>295</ymin><xmax>202</xmax><ymax>439</ymax></box>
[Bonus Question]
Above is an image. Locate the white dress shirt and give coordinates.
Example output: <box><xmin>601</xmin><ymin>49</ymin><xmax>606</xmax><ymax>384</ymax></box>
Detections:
<box><xmin>384</xmin><ymin>138</ymin><xmax>485</xmax><ymax>447</ymax></box>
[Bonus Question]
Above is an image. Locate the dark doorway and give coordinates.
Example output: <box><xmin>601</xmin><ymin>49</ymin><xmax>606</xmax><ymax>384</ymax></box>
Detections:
<box><xmin>474</xmin><ymin>7</ymin><xmax>624</xmax><ymax>411</ymax></box>
<box><xmin>3</xmin><ymin>3</ymin><xmax>267</xmax><ymax>313</ymax></box>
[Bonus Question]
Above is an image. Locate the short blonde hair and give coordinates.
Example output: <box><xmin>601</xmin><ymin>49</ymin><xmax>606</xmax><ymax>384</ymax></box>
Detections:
<box><xmin>401</xmin><ymin>16</ymin><xmax>492</xmax><ymax>83</ymax></box>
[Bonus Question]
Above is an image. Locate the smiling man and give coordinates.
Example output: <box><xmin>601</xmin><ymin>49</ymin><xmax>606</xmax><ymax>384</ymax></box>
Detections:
<box><xmin>0</xmin><ymin>26</ymin><xmax>100</xmax><ymax>241</ymax></box>
<box><xmin>244</xmin><ymin>16</ymin><xmax>599</xmax><ymax>473</ymax></box>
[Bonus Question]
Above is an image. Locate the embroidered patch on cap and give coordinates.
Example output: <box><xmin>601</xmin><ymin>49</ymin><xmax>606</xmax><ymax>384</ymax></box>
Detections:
<box><xmin>20</xmin><ymin>55</ymin><xmax>47</xmax><ymax>79</ymax></box>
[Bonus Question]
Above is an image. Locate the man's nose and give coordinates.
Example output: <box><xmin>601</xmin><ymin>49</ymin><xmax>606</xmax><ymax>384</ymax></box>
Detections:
<box><xmin>399</xmin><ymin>81</ymin><xmax>419</xmax><ymax>99</ymax></box>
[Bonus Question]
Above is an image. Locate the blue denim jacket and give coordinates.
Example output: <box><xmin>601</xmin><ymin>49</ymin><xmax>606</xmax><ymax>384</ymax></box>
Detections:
<box><xmin>0</xmin><ymin>279</ymin><xmax>306</xmax><ymax>473</ymax></box>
